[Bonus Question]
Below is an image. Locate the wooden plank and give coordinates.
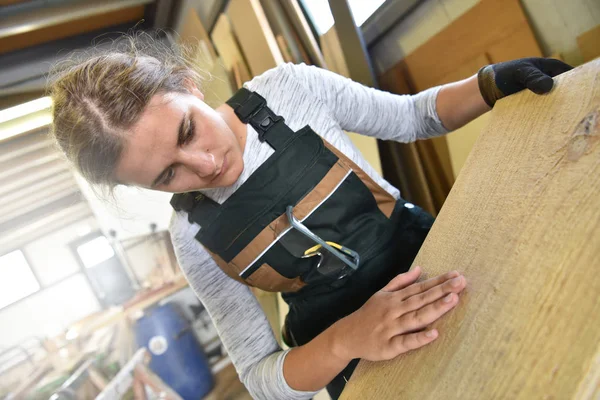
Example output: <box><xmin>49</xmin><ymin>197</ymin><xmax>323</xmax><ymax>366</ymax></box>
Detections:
<box><xmin>210</xmin><ymin>14</ymin><xmax>252</xmax><ymax>85</ymax></box>
<box><xmin>378</xmin><ymin>0</ymin><xmax>543</xmax><ymax>199</ymax></box>
<box><xmin>9</xmin><ymin>361</ymin><xmax>53</xmax><ymax>399</ymax></box>
<box><xmin>276</xmin><ymin>35</ymin><xmax>294</xmax><ymax>63</ymax></box>
<box><xmin>342</xmin><ymin>59</ymin><xmax>600</xmax><ymax>399</ymax></box>
<box><xmin>319</xmin><ymin>26</ymin><xmax>382</xmax><ymax>174</ymax></box>
<box><xmin>261</xmin><ymin>0</ymin><xmax>308</xmax><ymax>64</ymax></box>
<box><xmin>578</xmin><ymin>24</ymin><xmax>600</xmax><ymax>62</ymax></box>
<box><xmin>0</xmin><ymin>5</ymin><xmax>145</xmax><ymax>55</ymax></box>
<box><xmin>404</xmin><ymin>0</ymin><xmax>542</xmax><ymax>92</ymax></box>
<box><xmin>0</xmin><ymin>0</ymin><xmax>29</xmax><ymax>5</ymax></box>
<box><xmin>178</xmin><ymin>8</ymin><xmax>217</xmax><ymax>60</ymax></box>
<box><xmin>437</xmin><ymin>53</ymin><xmax>491</xmax><ymax>177</ymax></box>
<box><xmin>280</xmin><ymin>0</ymin><xmax>327</xmax><ymax>68</ymax></box>
<box><xmin>226</xmin><ymin>0</ymin><xmax>284</xmax><ymax>76</ymax></box>
<box><xmin>320</xmin><ymin>26</ymin><xmax>350</xmax><ymax>78</ymax></box>
<box><xmin>377</xmin><ymin>60</ymin><xmax>452</xmax><ymax>215</ymax></box>
<box><xmin>434</xmin><ymin>53</ymin><xmax>490</xmax><ymax>86</ymax></box>
<box><xmin>486</xmin><ymin>23</ymin><xmax>543</xmax><ymax>64</ymax></box>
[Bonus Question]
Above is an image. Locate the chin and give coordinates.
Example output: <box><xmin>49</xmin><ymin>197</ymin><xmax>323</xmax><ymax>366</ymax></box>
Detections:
<box><xmin>221</xmin><ymin>158</ymin><xmax>244</xmax><ymax>187</ymax></box>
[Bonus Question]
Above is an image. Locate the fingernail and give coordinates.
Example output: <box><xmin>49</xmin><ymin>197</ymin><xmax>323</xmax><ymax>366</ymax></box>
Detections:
<box><xmin>425</xmin><ymin>330</ymin><xmax>437</xmax><ymax>338</ymax></box>
<box><xmin>444</xmin><ymin>293</ymin><xmax>454</xmax><ymax>303</ymax></box>
<box><xmin>450</xmin><ymin>276</ymin><xmax>462</xmax><ymax>287</ymax></box>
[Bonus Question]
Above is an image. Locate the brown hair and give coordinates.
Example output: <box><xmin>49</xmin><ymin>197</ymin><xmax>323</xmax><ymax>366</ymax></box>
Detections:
<box><xmin>48</xmin><ymin>32</ymin><xmax>205</xmax><ymax>192</ymax></box>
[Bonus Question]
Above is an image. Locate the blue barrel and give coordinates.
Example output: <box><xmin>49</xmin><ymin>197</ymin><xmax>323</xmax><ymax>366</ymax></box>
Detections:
<box><xmin>135</xmin><ymin>303</ymin><xmax>214</xmax><ymax>399</ymax></box>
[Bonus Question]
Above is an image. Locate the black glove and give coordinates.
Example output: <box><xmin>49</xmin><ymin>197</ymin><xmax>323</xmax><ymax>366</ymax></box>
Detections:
<box><xmin>477</xmin><ymin>57</ymin><xmax>573</xmax><ymax>107</ymax></box>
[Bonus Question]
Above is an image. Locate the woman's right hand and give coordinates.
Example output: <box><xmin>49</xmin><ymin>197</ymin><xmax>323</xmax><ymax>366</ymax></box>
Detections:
<box><xmin>331</xmin><ymin>266</ymin><xmax>466</xmax><ymax>362</ymax></box>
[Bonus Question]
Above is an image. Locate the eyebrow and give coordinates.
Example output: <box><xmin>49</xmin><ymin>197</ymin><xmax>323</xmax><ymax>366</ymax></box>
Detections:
<box><xmin>151</xmin><ymin>113</ymin><xmax>186</xmax><ymax>188</ymax></box>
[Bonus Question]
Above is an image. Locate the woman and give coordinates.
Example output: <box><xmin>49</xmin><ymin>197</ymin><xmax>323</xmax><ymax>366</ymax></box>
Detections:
<box><xmin>49</xmin><ymin>36</ymin><xmax>571</xmax><ymax>399</ymax></box>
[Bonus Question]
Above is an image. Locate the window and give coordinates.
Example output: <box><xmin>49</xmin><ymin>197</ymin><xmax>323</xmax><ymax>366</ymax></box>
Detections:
<box><xmin>301</xmin><ymin>0</ymin><xmax>334</xmax><ymax>35</ymax></box>
<box><xmin>0</xmin><ymin>250</ymin><xmax>40</xmax><ymax>309</ymax></box>
<box><xmin>76</xmin><ymin>236</ymin><xmax>115</xmax><ymax>269</ymax></box>
<box><xmin>300</xmin><ymin>0</ymin><xmax>387</xmax><ymax>35</ymax></box>
<box><xmin>348</xmin><ymin>0</ymin><xmax>387</xmax><ymax>26</ymax></box>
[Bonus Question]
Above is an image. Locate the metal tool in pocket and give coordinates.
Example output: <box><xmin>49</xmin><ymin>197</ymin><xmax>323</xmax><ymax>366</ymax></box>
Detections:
<box><xmin>285</xmin><ymin>206</ymin><xmax>360</xmax><ymax>279</ymax></box>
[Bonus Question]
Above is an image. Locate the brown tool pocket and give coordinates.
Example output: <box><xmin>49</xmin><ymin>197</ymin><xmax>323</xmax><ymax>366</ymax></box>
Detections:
<box><xmin>245</xmin><ymin>263</ymin><xmax>306</xmax><ymax>293</ymax></box>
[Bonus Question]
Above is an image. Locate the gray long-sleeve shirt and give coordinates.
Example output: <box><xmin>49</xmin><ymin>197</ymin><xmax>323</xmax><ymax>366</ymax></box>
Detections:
<box><xmin>169</xmin><ymin>63</ymin><xmax>448</xmax><ymax>399</ymax></box>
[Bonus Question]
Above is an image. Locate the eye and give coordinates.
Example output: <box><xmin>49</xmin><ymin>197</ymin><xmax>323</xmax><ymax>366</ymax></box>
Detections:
<box><xmin>162</xmin><ymin>167</ymin><xmax>175</xmax><ymax>186</ymax></box>
<box><xmin>182</xmin><ymin>117</ymin><xmax>195</xmax><ymax>145</ymax></box>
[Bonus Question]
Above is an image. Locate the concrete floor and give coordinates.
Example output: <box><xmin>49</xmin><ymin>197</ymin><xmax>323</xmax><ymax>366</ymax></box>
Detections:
<box><xmin>203</xmin><ymin>363</ymin><xmax>252</xmax><ymax>400</ymax></box>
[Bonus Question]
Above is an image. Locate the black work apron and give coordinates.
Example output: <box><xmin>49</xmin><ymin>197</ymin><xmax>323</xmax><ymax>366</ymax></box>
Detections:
<box><xmin>170</xmin><ymin>88</ymin><xmax>435</xmax><ymax>399</ymax></box>
<box><xmin>283</xmin><ymin>200</ymin><xmax>433</xmax><ymax>399</ymax></box>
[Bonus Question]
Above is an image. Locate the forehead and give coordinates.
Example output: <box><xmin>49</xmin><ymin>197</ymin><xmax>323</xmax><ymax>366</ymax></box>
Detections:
<box><xmin>114</xmin><ymin>92</ymin><xmax>188</xmax><ymax>186</ymax></box>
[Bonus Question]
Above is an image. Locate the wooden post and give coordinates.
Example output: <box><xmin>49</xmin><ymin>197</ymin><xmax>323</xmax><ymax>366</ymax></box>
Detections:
<box><xmin>328</xmin><ymin>0</ymin><xmax>377</xmax><ymax>88</ymax></box>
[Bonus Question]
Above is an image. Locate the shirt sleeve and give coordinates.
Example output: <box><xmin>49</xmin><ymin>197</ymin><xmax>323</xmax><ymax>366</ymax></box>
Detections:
<box><xmin>169</xmin><ymin>212</ymin><xmax>322</xmax><ymax>400</ymax></box>
<box><xmin>286</xmin><ymin>63</ymin><xmax>449</xmax><ymax>142</ymax></box>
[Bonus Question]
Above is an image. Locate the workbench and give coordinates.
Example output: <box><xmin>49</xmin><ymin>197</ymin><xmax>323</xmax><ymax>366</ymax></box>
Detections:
<box><xmin>341</xmin><ymin>59</ymin><xmax>600</xmax><ymax>399</ymax></box>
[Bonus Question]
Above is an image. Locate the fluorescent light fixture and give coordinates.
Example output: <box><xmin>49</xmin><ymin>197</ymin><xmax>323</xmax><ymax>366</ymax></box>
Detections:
<box><xmin>0</xmin><ymin>96</ymin><xmax>52</xmax><ymax>124</ymax></box>
<box><xmin>0</xmin><ymin>114</ymin><xmax>53</xmax><ymax>141</ymax></box>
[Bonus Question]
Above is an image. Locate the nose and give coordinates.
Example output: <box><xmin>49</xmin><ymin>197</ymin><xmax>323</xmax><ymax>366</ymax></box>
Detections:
<box><xmin>180</xmin><ymin>150</ymin><xmax>216</xmax><ymax>178</ymax></box>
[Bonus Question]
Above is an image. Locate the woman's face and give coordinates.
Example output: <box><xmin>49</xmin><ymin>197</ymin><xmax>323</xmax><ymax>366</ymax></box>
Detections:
<box><xmin>115</xmin><ymin>86</ymin><xmax>245</xmax><ymax>193</ymax></box>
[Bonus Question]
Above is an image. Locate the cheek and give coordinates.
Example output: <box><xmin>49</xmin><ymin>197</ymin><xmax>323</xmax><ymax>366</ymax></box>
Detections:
<box><xmin>200</xmin><ymin>119</ymin><xmax>229</xmax><ymax>149</ymax></box>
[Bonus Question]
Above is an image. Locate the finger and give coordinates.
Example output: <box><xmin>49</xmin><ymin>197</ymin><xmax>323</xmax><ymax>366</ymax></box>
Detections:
<box><xmin>389</xmin><ymin>329</ymin><xmax>438</xmax><ymax>356</ymax></box>
<box><xmin>537</xmin><ymin>58</ymin><xmax>573</xmax><ymax>77</ymax></box>
<box><xmin>395</xmin><ymin>270</ymin><xmax>460</xmax><ymax>300</ymax></box>
<box><xmin>396</xmin><ymin>292</ymin><xmax>459</xmax><ymax>334</ymax></box>
<box><xmin>399</xmin><ymin>275</ymin><xmax>466</xmax><ymax>315</ymax></box>
<box><xmin>382</xmin><ymin>266</ymin><xmax>422</xmax><ymax>292</ymax></box>
<box><xmin>517</xmin><ymin>66</ymin><xmax>554</xmax><ymax>94</ymax></box>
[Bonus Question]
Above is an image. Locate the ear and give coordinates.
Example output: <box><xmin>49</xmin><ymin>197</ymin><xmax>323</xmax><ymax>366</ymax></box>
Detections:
<box><xmin>183</xmin><ymin>78</ymin><xmax>204</xmax><ymax>101</ymax></box>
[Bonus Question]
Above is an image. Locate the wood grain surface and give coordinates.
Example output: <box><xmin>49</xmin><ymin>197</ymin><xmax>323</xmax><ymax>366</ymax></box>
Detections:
<box><xmin>404</xmin><ymin>0</ymin><xmax>542</xmax><ymax>92</ymax></box>
<box><xmin>226</xmin><ymin>0</ymin><xmax>284</xmax><ymax>76</ymax></box>
<box><xmin>341</xmin><ymin>59</ymin><xmax>600</xmax><ymax>400</ymax></box>
<box><xmin>578</xmin><ymin>24</ymin><xmax>600</xmax><ymax>63</ymax></box>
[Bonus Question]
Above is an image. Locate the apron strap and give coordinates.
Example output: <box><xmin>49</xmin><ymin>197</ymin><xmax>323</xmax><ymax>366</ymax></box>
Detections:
<box><xmin>227</xmin><ymin>88</ymin><xmax>294</xmax><ymax>150</ymax></box>
<box><xmin>170</xmin><ymin>191</ymin><xmax>221</xmax><ymax>227</ymax></box>
<box><xmin>170</xmin><ymin>88</ymin><xmax>295</xmax><ymax>226</ymax></box>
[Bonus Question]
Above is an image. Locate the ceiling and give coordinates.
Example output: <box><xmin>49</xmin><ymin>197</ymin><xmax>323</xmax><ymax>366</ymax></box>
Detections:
<box><xmin>0</xmin><ymin>0</ymin><xmax>182</xmax><ymax>253</ymax></box>
<box><xmin>0</xmin><ymin>0</ymin><xmax>179</xmax><ymax>102</ymax></box>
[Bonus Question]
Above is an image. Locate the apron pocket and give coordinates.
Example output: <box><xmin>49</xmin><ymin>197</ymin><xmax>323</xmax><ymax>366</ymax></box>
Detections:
<box><xmin>245</xmin><ymin>263</ymin><xmax>307</xmax><ymax>292</ymax></box>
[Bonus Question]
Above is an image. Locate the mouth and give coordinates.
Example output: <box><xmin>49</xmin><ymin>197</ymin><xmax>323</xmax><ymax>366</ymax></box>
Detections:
<box><xmin>216</xmin><ymin>154</ymin><xmax>227</xmax><ymax>178</ymax></box>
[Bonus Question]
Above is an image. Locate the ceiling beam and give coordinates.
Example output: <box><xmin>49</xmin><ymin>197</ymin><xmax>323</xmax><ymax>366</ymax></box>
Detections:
<box><xmin>0</xmin><ymin>162</ymin><xmax>68</xmax><ymax>196</ymax></box>
<box><xmin>0</xmin><ymin>203</ymin><xmax>93</xmax><ymax>255</ymax></box>
<box><xmin>0</xmin><ymin>190</ymin><xmax>84</xmax><ymax>235</ymax></box>
<box><xmin>0</xmin><ymin>184</ymin><xmax>80</xmax><ymax>226</ymax></box>
<box><xmin>0</xmin><ymin>153</ymin><xmax>60</xmax><ymax>181</ymax></box>
<box><xmin>0</xmin><ymin>0</ymin><xmax>153</xmax><ymax>39</ymax></box>
<box><xmin>0</xmin><ymin>172</ymin><xmax>76</xmax><ymax>209</ymax></box>
<box><xmin>0</xmin><ymin>134</ymin><xmax>51</xmax><ymax>164</ymax></box>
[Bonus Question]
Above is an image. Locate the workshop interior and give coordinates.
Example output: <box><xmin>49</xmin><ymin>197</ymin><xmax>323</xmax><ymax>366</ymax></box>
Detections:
<box><xmin>0</xmin><ymin>0</ymin><xmax>599</xmax><ymax>399</ymax></box>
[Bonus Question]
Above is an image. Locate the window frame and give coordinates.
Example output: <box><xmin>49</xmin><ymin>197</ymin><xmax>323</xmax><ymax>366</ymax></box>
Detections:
<box><xmin>0</xmin><ymin>249</ymin><xmax>41</xmax><ymax>310</ymax></box>
<box><xmin>0</xmin><ymin>244</ymin><xmax>94</xmax><ymax>312</ymax></box>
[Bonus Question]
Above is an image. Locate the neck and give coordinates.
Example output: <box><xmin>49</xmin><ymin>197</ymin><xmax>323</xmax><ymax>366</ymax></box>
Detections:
<box><xmin>216</xmin><ymin>103</ymin><xmax>247</xmax><ymax>153</ymax></box>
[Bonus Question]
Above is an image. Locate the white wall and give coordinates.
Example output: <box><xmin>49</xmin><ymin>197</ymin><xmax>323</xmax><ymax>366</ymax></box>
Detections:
<box><xmin>370</xmin><ymin>0</ymin><xmax>600</xmax><ymax>75</ymax></box>
<box><xmin>76</xmin><ymin>174</ymin><xmax>174</xmax><ymax>241</ymax></box>
<box><xmin>0</xmin><ymin>219</ymin><xmax>102</xmax><ymax>349</ymax></box>
<box><xmin>24</xmin><ymin>217</ymin><xmax>98</xmax><ymax>286</ymax></box>
<box><xmin>0</xmin><ymin>273</ymin><xmax>100</xmax><ymax>348</ymax></box>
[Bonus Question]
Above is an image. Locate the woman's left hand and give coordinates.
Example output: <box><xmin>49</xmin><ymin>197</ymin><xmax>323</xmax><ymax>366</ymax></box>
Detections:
<box><xmin>477</xmin><ymin>57</ymin><xmax>573</xmax><ymax>107</ymax></box>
